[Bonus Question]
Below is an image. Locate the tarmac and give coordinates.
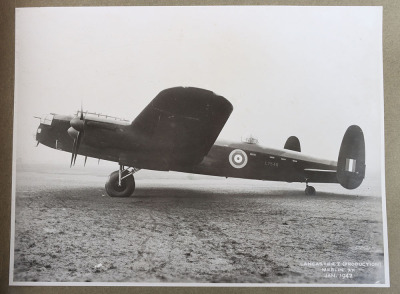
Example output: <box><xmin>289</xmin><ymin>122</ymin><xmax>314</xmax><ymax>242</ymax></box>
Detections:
<box><xmin>11</xmin><ymin>164</ymin><xmax>386</xmax><ymax>284</ymax></box>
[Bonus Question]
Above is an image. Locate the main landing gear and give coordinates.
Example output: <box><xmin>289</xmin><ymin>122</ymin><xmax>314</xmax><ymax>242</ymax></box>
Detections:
<box><xmin>305</xmin><ymin>180</ymin><xmax>316</xmax><ymax>196</ymax></box>
<box><xmin>105</xmin><ymin>165</ymin><xmax>140</xmax><ymax>197</ymax></box>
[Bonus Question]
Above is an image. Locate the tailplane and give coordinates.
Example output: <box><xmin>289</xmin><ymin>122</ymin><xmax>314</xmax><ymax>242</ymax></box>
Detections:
<box><xmin>336</xmin><ymin>125</ymin><xmax>366</xmax><ymax>189</ymax></box>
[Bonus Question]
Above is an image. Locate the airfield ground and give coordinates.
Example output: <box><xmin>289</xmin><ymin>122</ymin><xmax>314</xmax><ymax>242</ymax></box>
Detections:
<box><xmin>11</xmin><ymin>164</ymin><xmax>386</xmax><ymax>284</ymax></box>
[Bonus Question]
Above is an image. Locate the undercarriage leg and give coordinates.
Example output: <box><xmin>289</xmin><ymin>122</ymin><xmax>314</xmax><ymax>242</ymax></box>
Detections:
<box><xmin>118</xmin><ymin>165</ymin><xmax>123</xmax><ymax>186</ymax></box>
<box><xmin>118</xmin><ymin>165</ymin><xmax>140</xmax><ymax>186</ymax></box>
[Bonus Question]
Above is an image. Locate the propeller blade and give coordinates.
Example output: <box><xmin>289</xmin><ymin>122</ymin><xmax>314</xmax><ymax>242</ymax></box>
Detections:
<box><xmin>69</xmin><ymin>104</ymin><xmax>87</xmax><ymax>167</ymax></box>
<box><xmin>70</xmin><ymin>139</ymin><xmax>76</xmax><ymax>167</ymax></box>
<box><xmin>80</xmin><ymin>103</ymin><xmax>84</xmax><ymax>120</ymax></box>
<box><xmin>73</xmin><ymin>130</ymin><xmax>84</xmax><ymax>166</ymax></box>
<box><xmin>84</xmin><ymin>156</ymin><xmax>87</xmax><ymax>166</ymax></box>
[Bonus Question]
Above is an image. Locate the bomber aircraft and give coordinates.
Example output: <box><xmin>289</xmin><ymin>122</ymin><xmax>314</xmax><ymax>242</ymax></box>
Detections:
<box><xmin>35</xmin><ymin>87</ymin><xmax>365</xmax><ymax>197</ymax></box>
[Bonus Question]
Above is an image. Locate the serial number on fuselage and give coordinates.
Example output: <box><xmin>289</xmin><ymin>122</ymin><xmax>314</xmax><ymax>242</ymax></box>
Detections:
<box><xmin>265</xmin><ymin>161</ymin><xmax>279</xmax><ymax>168</ymax></box>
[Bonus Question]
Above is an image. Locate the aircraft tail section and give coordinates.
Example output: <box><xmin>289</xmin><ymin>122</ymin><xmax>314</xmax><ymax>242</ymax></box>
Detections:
<box><xmin>284</xmin><ymin>136</ymin><xmax>301</xmax><ymax>152</ymax></box>
<box><xmin>336</xmin><ymin>125</ymin><xmax>366</xmax><ymax>189</ymax></box>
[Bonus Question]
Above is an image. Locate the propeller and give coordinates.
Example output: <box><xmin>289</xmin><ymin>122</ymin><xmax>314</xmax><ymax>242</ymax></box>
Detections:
<box><xmin>68</xmin><ymin>105</ymin><xmax>87</xmax><ymax>167</ymax></box>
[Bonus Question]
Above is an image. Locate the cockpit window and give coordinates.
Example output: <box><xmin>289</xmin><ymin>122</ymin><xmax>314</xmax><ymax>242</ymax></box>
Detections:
<box><xmin>40</xmin><ymin>114</ymin><xmax>54</xmax><ymax>126</ymax></box>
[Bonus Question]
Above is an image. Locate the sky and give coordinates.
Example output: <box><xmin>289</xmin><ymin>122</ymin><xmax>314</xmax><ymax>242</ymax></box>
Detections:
<box><xmin>14</xmin><ymin>6</ymin><xmax>384</xmax><ymax>180</ymax></box>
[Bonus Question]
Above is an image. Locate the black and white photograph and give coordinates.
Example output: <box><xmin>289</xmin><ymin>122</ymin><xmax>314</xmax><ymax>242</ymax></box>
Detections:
<box><xmin>10</xmin><ymin>6</ymin><xmax>388</xmax><ymax>286</ymax></box>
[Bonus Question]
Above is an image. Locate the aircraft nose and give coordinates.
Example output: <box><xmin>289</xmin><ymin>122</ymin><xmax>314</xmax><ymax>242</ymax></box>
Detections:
<box><xmin>35</xmin><ymin>122</ymin><xmax>49</xmax><ymax>145</ymax></box>
<box><xmin>34</xmin><ymin>113</ymin><xmax>55</xmax><ymax>145</ymax></box>
<box><xmin>36</xmin><ymin>125</ymin><xmax>42</xmax><ymax>134</ymax></box>
<box><xmin>35</xmin><ymin>125</ymin><xmax>42</xmax><ymax>141</ymax></box>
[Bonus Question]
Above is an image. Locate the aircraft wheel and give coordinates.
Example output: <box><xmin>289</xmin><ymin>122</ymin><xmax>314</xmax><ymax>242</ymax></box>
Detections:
<box><xmin>105</xmin><ymin>170</ymin><xmax>135</xmax><ymax>197</ymax></box>
<box><xmin>305</xmin><ymin>186</ymin><xmax>316</xmax><ymax>196</ymax></box>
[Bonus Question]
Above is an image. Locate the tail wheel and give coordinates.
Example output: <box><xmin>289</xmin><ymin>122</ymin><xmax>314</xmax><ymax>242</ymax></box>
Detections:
<box><xmin>305</xmin><ymin>186</ymin><xmax>316</xmax><ymax>196</ymax></box>
<box><xmin>105</xmin><ymin>170</ymin><xmax>135</xmax><ymax>197</ymax></box>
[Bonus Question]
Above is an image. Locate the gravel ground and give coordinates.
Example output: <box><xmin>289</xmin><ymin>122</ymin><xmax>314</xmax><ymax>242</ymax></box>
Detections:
<box><xmin>11</xmin><ymin>166</ymin><xmax>386</xmax><ymax>284</ymax></box>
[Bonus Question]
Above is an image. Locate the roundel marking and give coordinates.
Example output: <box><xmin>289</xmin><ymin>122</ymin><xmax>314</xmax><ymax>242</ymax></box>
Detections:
<box><xmin>229</xmin><ymin>149</ymin><xmax>248</xmax><ymax>169</ymax></box>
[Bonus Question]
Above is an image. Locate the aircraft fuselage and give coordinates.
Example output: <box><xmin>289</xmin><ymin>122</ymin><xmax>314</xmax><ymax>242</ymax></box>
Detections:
<box><xmin>36</xmin><ymin>114</ymin><xmax>337</xmax><ymax>184</ymax></box>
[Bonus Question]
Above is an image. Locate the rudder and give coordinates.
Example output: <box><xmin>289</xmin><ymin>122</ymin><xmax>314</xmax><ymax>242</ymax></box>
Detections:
<box><xmin>284</xmin><ymin>136</ymin><xmax>301</xmax><ymax>152</ymax></box>
<box><xmin>337</xmin><ymin>125</ymin><xmax>366</xmax><ymax>189</ymax></box>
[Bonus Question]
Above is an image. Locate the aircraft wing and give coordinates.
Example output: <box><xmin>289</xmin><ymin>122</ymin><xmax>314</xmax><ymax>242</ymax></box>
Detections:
<box><xmin>127</xmin><ymin>87</ymin><xmax>233</xmax><ymax>168</ymax></box>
